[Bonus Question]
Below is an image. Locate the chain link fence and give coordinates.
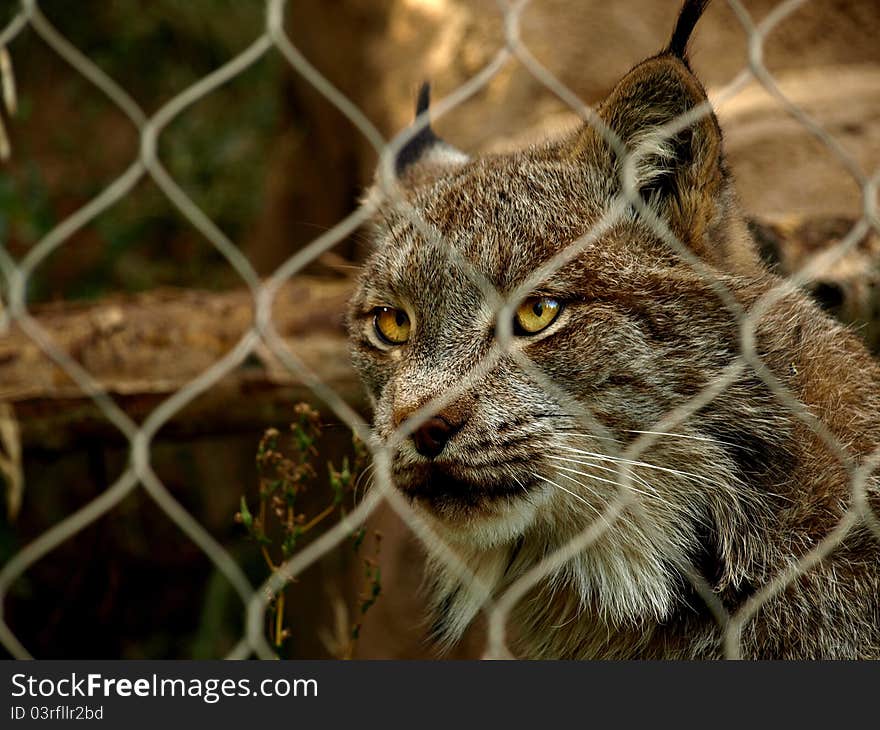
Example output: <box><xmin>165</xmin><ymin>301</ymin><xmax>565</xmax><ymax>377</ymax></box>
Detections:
<box><xmin>0</xmin><ymin>0</ymin><xmax>878</xmax><ymax>660</ymax></box>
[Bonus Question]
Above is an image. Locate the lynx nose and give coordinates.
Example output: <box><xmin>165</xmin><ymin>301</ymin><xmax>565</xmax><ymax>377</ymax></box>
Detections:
<box><xmin>411</xmin><ymin>416</ymin><xmax>458</xmax><ymax>459</ymax></box>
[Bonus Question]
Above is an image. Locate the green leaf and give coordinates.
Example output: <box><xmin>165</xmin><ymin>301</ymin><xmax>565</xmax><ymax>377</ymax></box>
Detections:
<box><xmin>238</xmin><ymin>496</ymin><xmax>253</xmax><ymax>530</ymax></box>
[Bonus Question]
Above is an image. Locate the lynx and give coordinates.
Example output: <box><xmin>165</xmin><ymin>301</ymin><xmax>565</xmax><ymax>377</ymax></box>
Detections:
<box><xmin>347</xmin><ymin>0</ymin><xmax>880</xmax><ymax>659</ymax></box>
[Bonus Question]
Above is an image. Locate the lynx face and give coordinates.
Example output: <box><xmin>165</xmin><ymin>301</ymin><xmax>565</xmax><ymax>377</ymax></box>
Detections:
<box><xmin>352</xmin><ymin>150</ymin><xmax>735</xmax><ymax>534</ymax></box>
<box><xmin>350</xmin><ymin>158</ymin><xmax>625</xmax><ymax>534</ymax></box>
<box><xmin>349</xmin><ymin>41</ymin><xmax>764</xmax><ymax>535</ymax></box>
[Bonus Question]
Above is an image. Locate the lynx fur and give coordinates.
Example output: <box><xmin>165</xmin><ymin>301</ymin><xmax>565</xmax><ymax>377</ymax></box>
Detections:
<box><xmin>347</xmin><ymin>0</ymin><xmax>880</xmax><ymax>659</ymax></box>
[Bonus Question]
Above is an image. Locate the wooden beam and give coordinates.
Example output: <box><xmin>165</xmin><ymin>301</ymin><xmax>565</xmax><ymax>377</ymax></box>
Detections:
<box><xmin>0</xmin><ymin>277</ymin><xmax>364</xmax><ymax>450</ymax></box>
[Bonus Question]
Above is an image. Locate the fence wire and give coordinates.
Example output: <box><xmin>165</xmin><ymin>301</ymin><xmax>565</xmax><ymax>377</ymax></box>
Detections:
<box><xmin>0</xmin><ymin>0</ymin><xmax>877</xmax><ymax>661</ymax></box>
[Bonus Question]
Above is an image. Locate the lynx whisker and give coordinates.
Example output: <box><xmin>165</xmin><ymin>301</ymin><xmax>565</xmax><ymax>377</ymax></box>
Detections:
<box><xmin>552</xmin><ymin>424</ymin><xmax>747</xmax><ymax>453</ymax></box>
<box><xmin>549</xmin><ymin>453</ymin><xmax>711</xmax><ymax>494</ymax></box>
<box><xmin>353</xmin><ymin>463</ymin><xmax>376</xmax><ymax>503</ymax></box>
<box><xmin>530</xmin><ymin>471</ymin><xmax>606</xmax><ymax>522</ymax></box>
<box><xmin>555</xmin><ymin>446</ymin><xmax>719</xmax><ymax>488</ymax></box>
<box><xmin>552</xmin><ymin>458</ymin><xmax>662</xmax><ymax>497</ymax></box>
<box><xmin>625</xmin><ymin>429</ymin><xmax>755</xmax><ymax>453</ymax></box>
<box><xmin>552</xmin><ymin>463</ymin><xmax>713</xmax><ymax>530</ymax></box>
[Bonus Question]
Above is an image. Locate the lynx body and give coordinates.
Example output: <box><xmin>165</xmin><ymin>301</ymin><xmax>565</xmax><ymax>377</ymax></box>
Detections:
<box><xmin>347</xmin><ymin>0</ymin><xmax>880</xmax><ymax>659</ymax></box>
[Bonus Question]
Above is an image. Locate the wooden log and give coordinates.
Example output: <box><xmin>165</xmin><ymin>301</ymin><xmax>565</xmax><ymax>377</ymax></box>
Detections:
<box><xmin>0</xmin><ymin>276</ymin><xmax>363</xmax><ymax>450</ymax></box>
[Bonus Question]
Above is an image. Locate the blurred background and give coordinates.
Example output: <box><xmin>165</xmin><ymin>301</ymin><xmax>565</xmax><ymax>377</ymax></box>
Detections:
<box><xmin>0</xmin><ymin>0</ymin><xmax>877</xmax><ymax>659</ymax></box>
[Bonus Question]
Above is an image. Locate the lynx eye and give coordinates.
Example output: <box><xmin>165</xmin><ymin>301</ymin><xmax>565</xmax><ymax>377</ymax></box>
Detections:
<box><xmin>373</xmin><ymin>306</ymin><xmax>411</xmax><ymax>345</ymax></box>
<box><xmin>514</xmin><ymin>296</ymin><xmax>562</xmax><ymax>335</ymax></box>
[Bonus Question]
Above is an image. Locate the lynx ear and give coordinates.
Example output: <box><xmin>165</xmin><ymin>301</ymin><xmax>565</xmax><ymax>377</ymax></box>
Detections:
<box><xmin>598</xmin><ymin>52</ymin><xmax>723</xmax><ymax>219</ymax></box>
<box><xmin>394</xmin><ymin>83</ymin><xmax>468</xmax><ymax>182</ymax></box>
<box><xmin>589</xmin><ymin>0</ymin><xmax>754</xmax><ymax>266</ymax></box>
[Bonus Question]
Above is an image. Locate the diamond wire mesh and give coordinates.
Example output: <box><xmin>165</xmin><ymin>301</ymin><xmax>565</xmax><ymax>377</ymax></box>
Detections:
<box><xmin>0</xmin><ymin>0</ymin><xmax>876</xmax><ymax>660</ymax></box>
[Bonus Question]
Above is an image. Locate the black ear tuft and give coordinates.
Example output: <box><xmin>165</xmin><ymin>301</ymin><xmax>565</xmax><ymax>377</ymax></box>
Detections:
<box><xmin>415</xmin><ymin>81</ymin><xmax>431</xmax><ymax>117</ymax></box>
<box><xmin>395</xmin><ymin>81</ymin><xmax>442</xmax><ymax>176</ymax></box>
<box><xmin>667</xmin><ymin>0</ymin><xmax>710</xmax><ymax>62</ymax></box>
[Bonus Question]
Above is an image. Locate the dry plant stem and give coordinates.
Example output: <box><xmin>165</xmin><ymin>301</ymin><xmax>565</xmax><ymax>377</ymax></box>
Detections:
<box><xmin>237</xmin><ymin>405</ymin><xmax>372</xmax><ymax>655</ymax></box>
<box><xmin>274</xmin><ymin>593</ymin><xmax>285</xmax><ymax>649</ymax></box>
<box><xmin>300</xmin><ymin>503</ymin><xmax>336</xmax><ymax>533</ymax></box>
<box><xmin>345</xmin><ymin>530</ymin><xmax>383</xmax><ymax>659</ymax></box>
